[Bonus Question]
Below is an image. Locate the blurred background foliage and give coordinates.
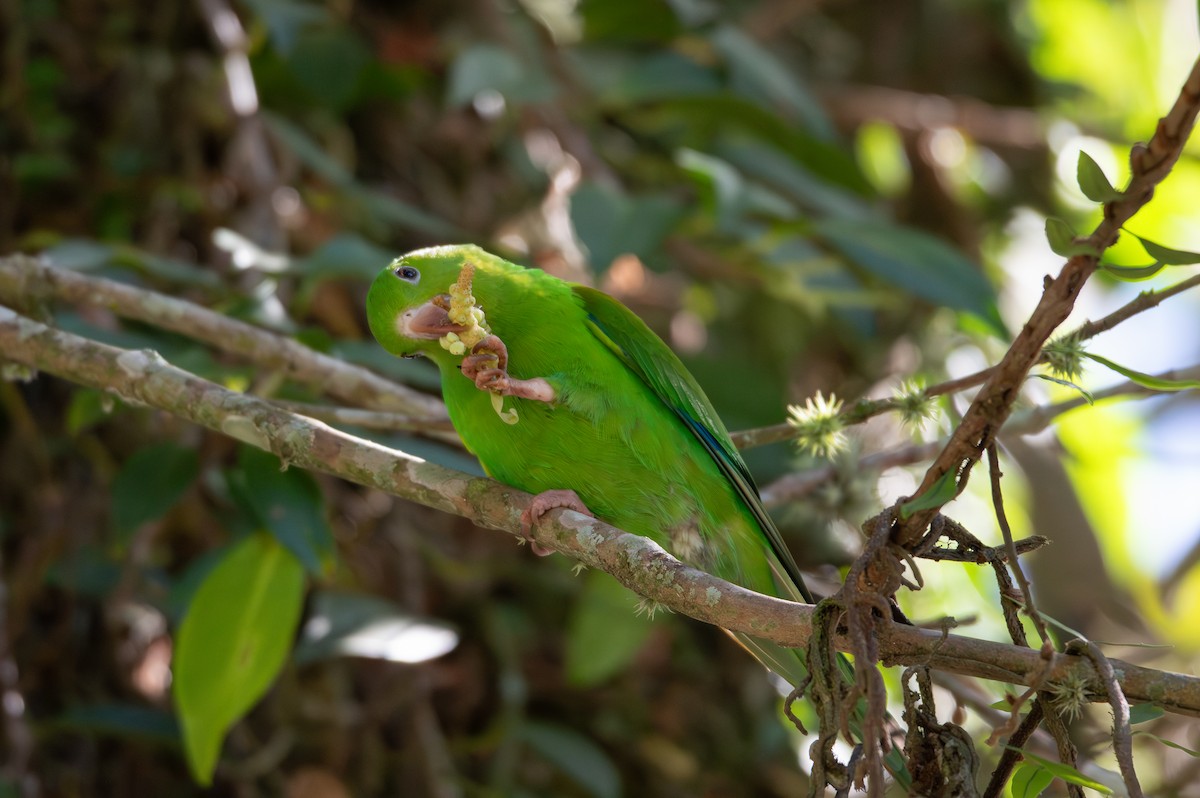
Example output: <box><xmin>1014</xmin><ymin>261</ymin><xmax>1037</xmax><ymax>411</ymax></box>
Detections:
<box><xmin>2</xmin><ymin>0</ymin><xmax>1200</xmax><ymax>794</ymax></box>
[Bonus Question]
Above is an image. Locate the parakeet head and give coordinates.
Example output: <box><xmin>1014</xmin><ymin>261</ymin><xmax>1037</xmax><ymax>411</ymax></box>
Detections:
<box><xmin>366</xmin><ymin>244</ymin><xmax>504</xmax><ymax>361</ymax></box>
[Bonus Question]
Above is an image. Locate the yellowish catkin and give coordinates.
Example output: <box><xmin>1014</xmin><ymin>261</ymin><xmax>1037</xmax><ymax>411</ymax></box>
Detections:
<box><xmin>439</xmin><ymin>262</ymin><xmax>518</xmax><ymax>424</ymax></box>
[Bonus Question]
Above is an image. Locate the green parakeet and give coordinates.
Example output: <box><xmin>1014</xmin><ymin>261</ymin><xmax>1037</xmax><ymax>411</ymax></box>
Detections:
<box><xmin>366</xmin><ymin>244</ymin><xmax>814</xmax><ymax>687</ymax></box>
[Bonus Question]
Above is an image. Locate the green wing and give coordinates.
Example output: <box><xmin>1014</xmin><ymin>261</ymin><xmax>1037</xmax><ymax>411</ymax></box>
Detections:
<box><xmin>572</xmin><ymin>285</ymin><xmax>813</xmax><ymax>604</ymax></box>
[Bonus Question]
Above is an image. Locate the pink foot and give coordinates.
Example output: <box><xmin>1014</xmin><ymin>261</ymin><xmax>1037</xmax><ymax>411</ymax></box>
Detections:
<box><xmin>519</xmin><ymin>489</ymin><xmax>594</xmax><ymax>556</ymax></box>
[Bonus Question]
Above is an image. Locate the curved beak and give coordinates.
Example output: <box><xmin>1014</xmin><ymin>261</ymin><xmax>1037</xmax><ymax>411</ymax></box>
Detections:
<box><xmin>401</xmin><ymin>296</ymin><xmax>469</xmax><ymax>340</ymax></box>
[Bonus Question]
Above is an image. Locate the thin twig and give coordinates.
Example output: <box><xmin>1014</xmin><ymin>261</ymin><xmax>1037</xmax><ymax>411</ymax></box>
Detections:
<box><xmin>1067</xmin><ymin>640</ymin><xmax>1145</xmax><ymax>798</ymax></box>
<box><xmin>987</xmin><ymin>444</ymin><xmax>1051</xmax><ymax>646</ymax></box>
<box><xmin>1071</xmin><ymin>272</ymin><xmax>1200</xmax><ymax>341</ymax></box>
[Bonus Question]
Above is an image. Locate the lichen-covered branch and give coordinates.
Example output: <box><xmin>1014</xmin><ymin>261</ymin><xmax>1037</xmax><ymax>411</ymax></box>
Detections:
<box><xmin>0</xmin><ymin>254</ymin><xmax>447</xmax><ymax>422</ymax></box>
<box><xmin>2</xmin><ymin>302</ymin><xmax>1200</xmax><ymax>719</ymax></box>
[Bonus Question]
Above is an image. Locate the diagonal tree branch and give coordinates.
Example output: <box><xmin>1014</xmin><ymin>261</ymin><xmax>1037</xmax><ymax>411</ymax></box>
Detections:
<box><xmin>896</xmin><ymin>53</ymin><xmax>1200</xmax><ymax>544</ymax></box>
<box><xmin>2</xmin><ymin>300</ymin><xmax>1200</xmax><ymax>718</ymax></box>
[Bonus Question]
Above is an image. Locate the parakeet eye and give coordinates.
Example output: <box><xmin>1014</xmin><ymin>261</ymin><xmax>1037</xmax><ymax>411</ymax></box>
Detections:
<box><xmin>395</xmin><ymin>265</ymin><xmax>420</xmax><ymax>283</ymax></box>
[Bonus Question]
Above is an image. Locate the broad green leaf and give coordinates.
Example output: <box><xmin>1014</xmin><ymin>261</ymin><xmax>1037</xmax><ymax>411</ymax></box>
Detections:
<box><xmin>111</xmin><ymin>444</ymin><xmax>199</xmax><ymax>545</ymax></box>
<box><xmin>445</xmin><ymin>43</ymin><xmax>555</xmax><ymax>106</ymax></box>
<box><xmin>1009</xmin><ymin>750</ymin><xmax>1113</xmax><ymax>793</ymax></box>
<box><xmin>286</xmin><ymin>27</ymin><xmax>371</xmax><ymax>111</ymax></box>
<box><xmin>1137</xmin><ymin>731</ymin><xmax>1200</xmax><ymax>757</ymax></box>
<box><xmin>1010</xmin><ymin>763</ymin><xmax>1054</xmax><ymax>798</ymax></box>
<box><xmin>1100</xmin><ymin>261</ymin><xmax>1165</xmax><ymax>281</ymax></box>
<box><xmin>1076</xmin><ymin>151</ymin><xmax>1123</xmax><ymax>202</ymax></box>
<box><xmin>709</xmin><ymin>25</ymin><xmax>833</xmax><ymax>139</ymax></box>
<box><xmin>1132</xmin><ymin>233</ymin><xmax>1200</xmax><ymax>265</ymax></box>
<box><xmin>293</xmin><ymin>232</ymin><xmax>394</xmax><ymax>281</ymax></box>
<box><xmin>294</xmin><ymin>590</ymin><xmax>458</xmax><ymax>666</ymax></box>
<box><xmin>570</xmin><ymin>183</ymin><xmax>684</xmax><ymax>271</ymax></box>
<box><xmin>814</xmin><ymin>218</ymin><xmax>1004</xmax><ymax>335</ymax></box>
<box><xmin>1030</xmin><ymin>373</ymin><xmax>1093</xmax><ymax>404</ymax></box>
<box><xmin>1080</xmin><ymin>352</ymin><xmax>1200</xmax><ymax>391</ymax></box>
<box><xmin>173</xmin><ymin>533</ymin><xmax>305</xmax><ymax>784</ymax></box>
<box><xmin>241</xmin><ymin>0</ymin><xmax>330</xmax><ymax>54</ymax></box>
<box><xmin>1127</xmin><ymin>704</ymin><xmax>1165</xmax><ymax>724</ymax></box>
<box><xmin>522</xmin><ymin>721</ymin><xmax>622</xmax><ymax>798</ymax></box>
<box><xmin>566</xmin><ymin>573</ymin><xmax>655</xmax><ymax>687</ymax></box>
<box><xmin>228</xmin><ymin>446</ymin><xmax>334</xmax><ymax>575</ymax></box>
<box><xmin>899</xmin><ymin>468</ymin><xmax>959</xmax><ymax>519</ymax></box>
<box><xmin>579</xmin><ymin>0</ymin><xmax>682</xmax><ymax>43</ymax></box>
<box><xmin>1044</xmin><ymin>218</ymin><xmax>1100</xmax><ymax>258</ymax></box>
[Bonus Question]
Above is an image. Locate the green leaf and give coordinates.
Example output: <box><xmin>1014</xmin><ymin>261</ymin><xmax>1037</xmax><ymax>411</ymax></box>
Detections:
<box><xmin>522</xmin><ymin>721</ymin><xmax>623</xmax><ymax>798</ymax></box>
<box><xmin>1080</xmin><ymin>352</ymin><xmax>1200</xmax><ymax>391</ymax></box>
<box><xmin>66</xmin><ymin>389</ymin><xmax>120</xmax><ymax>435</ymax></box>
<box><xmin>227</xmin><ymin>446</ymin><xmax>334</xmax><ymax>576</ymax></box>
<box><xmin>570</xmin><ymin>183</ymin><xmax>684</xmax><ymax>271</ymax></box>
<box><xmin>1044</xmin><ymin>218</ymin><xmax>1100</xmax><ymax>258</ymax></box>
<box><xmin>445</xmin><ymin>43</ymin><xmax>555</xmax><ymax>107</ymax></box>
<box><xmin>1076</xmin><ymin>151</ymin><xmax>1123</xmax><ymax>202</ymax></box>
<box><xmin>899</xmin><ymin>468</ymin><xmax>959</xmax><ymax>519</ymax></box>
<box><xmin>50</xmin><ymin>704</ymin><xmax>181</xmax><ymax>746</ymax></box>
<box><xmin>293</xmin><ymin>232</ymin><xmax>395</xmax><ymax>281</ymax></box>
<box><xmin>111</xmin><ymin>444</ymin><xmax>199</xmax><ymax>545</ymax></box>
<box><xmin>173</xmin><ymin>533</ymin><xmax>306</xmax><ymax>784</ymax></box>
<box><xmin>1137</xmin><ymin>731</ymin><xmax>1200</xmax><ymax>757</ymax></box>
<box><xmin>1030</xmin><ymin>373</ymin><xmax>1093</xmax><ymax>404</ymax></box>
<box><xmin>814</xmin><ymin>218</ymin><xmax>1005</xmax><ymax>335</ymax></box>
<box><xmin>1128</xmin><ymin>704</ymin><xmax>1165</xmax><ymax>725</ymax></box>
<box><xmin>709</xmin><ymin>25</ymin><xmax>833</xmax><ymax>139</ymax></box>
<box><xmin>1100</xmin><ymin>261</ymin><xmax>1165</xmax><ymax>281</ymax></box>
<box><xmin>285</xmin><ymin>27</ymin><xmax>370</xmax><ymax>111</ymax></box>
<box><xmin>566</xmin><ymin>573</ymin><xmax>655</xmax><ymax>687</ymax></box>
<box><xmin>1010</xmin><ymin>763</ymin><xmax>1055</xmax><ymax>798</ymax></box>
<box><xmin>1008</xmin><ymin>750</ymin><xmax>1113</xmax><ymax>793</ymax></box>
<box><xmin>1132</xmin><ymin>233</ymin><xmax>1200</xmax><ymax>265</ymax></box>
<box><xmin>294</xmin><ymin>590</ymin><xmax>458</xmax><ymax>666</ymax></box>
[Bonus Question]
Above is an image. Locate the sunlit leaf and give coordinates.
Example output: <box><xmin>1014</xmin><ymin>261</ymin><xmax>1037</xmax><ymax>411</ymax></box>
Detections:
<box><xmin>1010</xmin><ymin>763</ymin><xmax>1054</xmax><ymax>798</ymax></box>
<box><xmin>1030</xmin><ymin>373</ymin><xmax>1093</xmax><ymax>404</ymax></box>
<box><xmin>566</xmin><ymin>573</ymin><xmax>655</xmax><ymax>687</ymax></box>
<box><xmin>1100</xmin><ymin>261</ymin><xmax>1164</xmax><ymax>281</ymax></box>
<box><xmin>294</xmin><ymin>590</ymin><xmax>458</xmax><ymax>665</ymax></box>
<box><xmin>111</xmin><ymin>443</ymin><xmax>199</xmax><ymax>545</ymax></box>
<box><xmin>522</xmin><ymin>721</ymin><xmax>623</xmax><ymax>798</ymax></box>
<box><xmin>1132</xmin><ymin>233</ymin><xmax>1200</xmax><ymax>265</ymax></box>
<box><xmin>1136</xmin><ymin>731</ymin><xmax>1200</xmax><ymax>757</ymax></box>
<box><xmin>1076</xmin><ymin>151</ymin><xmax>1123</xmax><ymax>202</ymax></box>
<box><xmin>1008</xmin><ymin>750</ymin><xmax>1113</xmax><ymax>793</ymax></box>
<box><xmin>174</xmin><ymin>533</ymin><xmax>305</xmax><ymax>784</ymax></box>
<box><xmin>899</xmin><ymin>469</ymin><xmax>959</xmax><ymax>519</ymax></box>
<box><xmin>1044</xmin><ymin>217</ymin><xmax>1100</xmax><ymax>258</ymax></box>
<box><xmin>1080</xmin><ymin>352</ymin><xmax>1200</xmax><ymax>391</ymax></box>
